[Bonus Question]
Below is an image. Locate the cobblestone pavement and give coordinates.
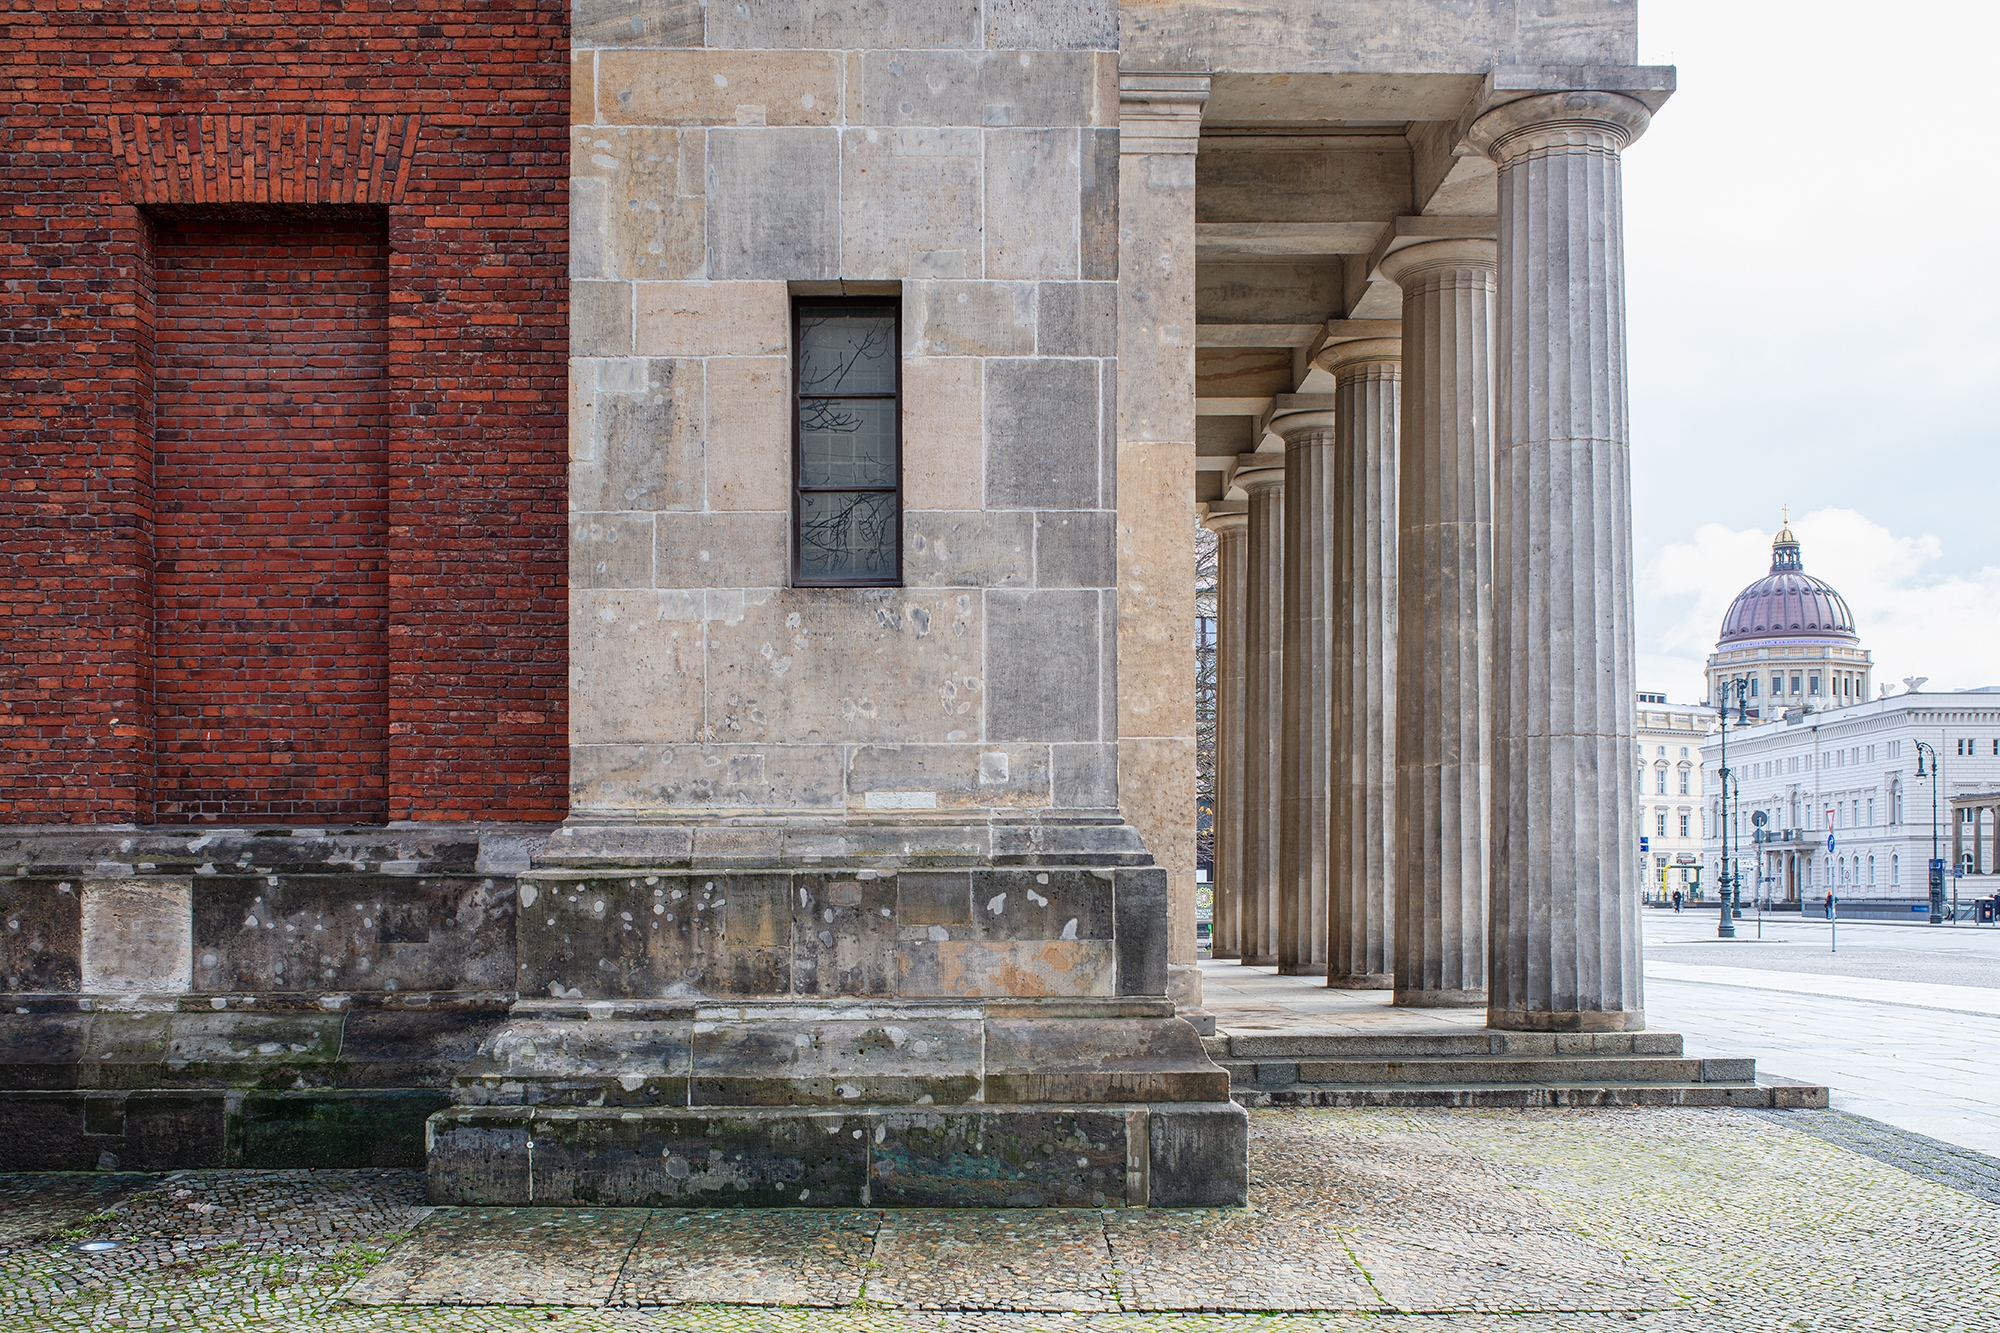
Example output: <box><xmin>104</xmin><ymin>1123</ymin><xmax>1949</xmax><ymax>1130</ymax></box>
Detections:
<box><xmin>4</xmin><ymin>1108</ymin><xmax>1997</xmax><ymax>1331</ymax></box>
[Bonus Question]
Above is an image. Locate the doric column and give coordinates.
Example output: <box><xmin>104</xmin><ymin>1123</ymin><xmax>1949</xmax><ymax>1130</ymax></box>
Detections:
<box><xmin>1319</xmin><ymin>340</ymin><xmax>1401</xmax><ymax>989</ymax></box>
<box><xmin>1379</xmin><ymin>240</ymin><xmax>1497</xmax><ymax>1008</ymax></box>
<box><xmin>1117</xmin><ymin>73</ymin><xmax>1210</xmax><ymax>1015</ymax></box>
<box><xmin>1470</xmin><ymin>91</ymin><xmax>1652</xmax><ymax>1031</ymax></box>
<box><xmin>1204</xmin><ymin>503</ymin><xmax>1250</xmax><ymax>960</ymax></box>
<box><xmin>1234</xmin><ymin>455</ymin><xmax>1286</xmax><ymax>966</ymax></box>
<box><xmin>1271</xmin><ymin>399</ymin><xmax>1338</xmax><ymax>976</ymax></box>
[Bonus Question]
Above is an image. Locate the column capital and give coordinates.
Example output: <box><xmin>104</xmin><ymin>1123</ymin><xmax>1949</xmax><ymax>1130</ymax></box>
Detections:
<box><xmin>1200</xmin><ymin>500</ymin><xmax>1249</xmax><ymax>536</ymax></box>
<box><xmin>1118</xmin><ymin>73</ymin><xmax>1211</xmax><ymax>155</ymax></box>
<box><xmin>1313</xmin><ymin>337</ymin><xmax>1402</xmax><ymax>381</ymax></box>
<box><xmin>1378</xmin><ymin>238</ymin><xmax>1497</xmax><ymax>288</ymax></box>
<box><xmin>1230</xmin><ymin>452</ymin><xmax>1286</xmax><ymax>493</ymax></box>
<box><xmin>1468</xmin><ymin>90</ymin><xmax>1651</xmax><ymax>164</ymax></box>
<box><xmin>1263</xmin><ymin>393</ymin><xmax>1338</xmax><ymax>445</ymax></box>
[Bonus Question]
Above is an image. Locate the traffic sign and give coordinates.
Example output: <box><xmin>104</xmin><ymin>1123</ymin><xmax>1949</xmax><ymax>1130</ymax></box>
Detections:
<box><xmin>1826</xmin><ymin>833</ymin><xmax>1835</xmax><ymax>854</ymax></box>
<box><xmin>1639</xmin><ymin>837</ymin><xmax>1650</xmax><ymax>852</ymax></box>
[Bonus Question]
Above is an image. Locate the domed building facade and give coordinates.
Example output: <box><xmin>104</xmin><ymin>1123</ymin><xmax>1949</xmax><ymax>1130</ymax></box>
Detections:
<box><xmin>1705</xmin><ymin>520</ymin><xmax>1873</xmax><ymax>719</ymax></box>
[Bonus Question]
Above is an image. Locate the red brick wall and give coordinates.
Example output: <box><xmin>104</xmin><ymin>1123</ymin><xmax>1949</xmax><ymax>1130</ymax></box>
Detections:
<box><xmin>0</xmin><ymin>3</ymin><xmax>569</xmax><ymax>824</ymax></box>
<box><xmin>153</xmin><ymin>216</ymin><xmax>391</xmax><ymax>823</ymax></box>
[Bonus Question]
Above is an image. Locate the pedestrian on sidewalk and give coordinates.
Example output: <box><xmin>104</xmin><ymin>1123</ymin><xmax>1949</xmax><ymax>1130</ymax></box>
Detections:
<box><xmin>1672</xmin><ymin>889</ymin><xmax>1683</xmax><ymax>913</ymax></box>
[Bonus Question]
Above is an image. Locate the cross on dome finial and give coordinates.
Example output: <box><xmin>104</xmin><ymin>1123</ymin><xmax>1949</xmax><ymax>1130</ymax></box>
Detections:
<box><xmin>1770</xmin><ymin>512</ymin><xmax>1802</xmax><ymax>572</ymax></box>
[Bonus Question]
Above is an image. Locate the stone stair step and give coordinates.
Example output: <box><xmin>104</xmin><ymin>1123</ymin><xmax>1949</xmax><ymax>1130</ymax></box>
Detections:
<box><xmin>1232</xmin><ymin>1082</ymin><xmax>1829</xmax><ymax>1110</ymax></box>
<box><xmin>1219</xmin><ymin>1055</ymin><xmax>1752</xmax><ymax>1087</ymax></box>
<box><xmin>1214</xmin><ymin>1030</ymin><xmax>1686</xmax><ymax>1059</ymax></box>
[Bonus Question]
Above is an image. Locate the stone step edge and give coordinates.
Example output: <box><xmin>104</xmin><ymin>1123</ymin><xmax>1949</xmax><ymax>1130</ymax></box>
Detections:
<box><xmin>1232</xmin><ymin>1083</ymin><xmax>1830</xmax><ymax>1109</ymax></box>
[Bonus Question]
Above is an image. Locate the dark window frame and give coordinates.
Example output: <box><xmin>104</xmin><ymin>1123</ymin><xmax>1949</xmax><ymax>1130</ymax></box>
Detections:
<box><xmin>791</xmin><ymin>294</ymin><xmax>903</xmax><ymax>588</ymax></box>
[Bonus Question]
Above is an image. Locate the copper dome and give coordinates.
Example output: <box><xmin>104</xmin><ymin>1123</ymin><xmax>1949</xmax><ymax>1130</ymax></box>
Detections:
<box><xmin>1717</xmin><ymin>526</ymin><xmax>1857</xmax><ymax>646</ymax></box>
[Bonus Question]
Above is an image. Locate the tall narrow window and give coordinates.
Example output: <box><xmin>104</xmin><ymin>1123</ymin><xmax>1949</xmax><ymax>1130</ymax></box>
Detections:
<box><xmin>793</xmin><ymin>297</ymin><xmax>902</xmax><ymax>586</ymax></box>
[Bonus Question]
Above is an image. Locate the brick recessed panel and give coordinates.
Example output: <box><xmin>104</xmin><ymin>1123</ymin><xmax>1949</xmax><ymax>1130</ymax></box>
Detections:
<box><xmin>152</xmin><ymin>217</ymin><xmax>391</xmax><ymax>822</ymax></box>
<box><xmin>0</xmin><ymin>3</ymin><xmax>569</xmax><ymax>825</ymax></box>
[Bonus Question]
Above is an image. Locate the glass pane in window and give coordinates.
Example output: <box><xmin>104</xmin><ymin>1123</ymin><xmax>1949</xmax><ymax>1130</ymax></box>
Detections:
<box><xmin>799</xmin><ymin>490</ymin><xmax>898</xmax><ymax>581</ymax></box>
<box><xmin>800</xmin><ymin>397</ymin><xmax>897</xmax><ymax>487</ymax></box>
<box><xmin>798</xmin><ymin>311</ymin><xmax>896</xmax><ymax>395</ymax></box>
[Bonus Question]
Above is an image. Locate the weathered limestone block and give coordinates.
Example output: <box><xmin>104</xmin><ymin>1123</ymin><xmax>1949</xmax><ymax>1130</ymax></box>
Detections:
<box><xmin>570</xmin><ymin>513</ymin><xmax>654</xmax><ymax>591</ymax></box>
<box><xmin>1080</xmin><ymin>128</ymin><xmax>1119</xmax><ymax>281</ymax></box>
<box><xmin>704</xmin><ymin>356</ymin><xmax>790</xmax><ymax>511</ymax></box>
<box><xmin>635</xmin><ymin>282</ymin><xmax>789</xmax><ymax>358</ymax></box>
<box><xmin>705</xmin><ymin>589</ymin><xmax>984</xmax><ymax>746</ymax></box>
<box><xmin>570</xmin><ymin>126</ymin><xmax>704</xmax><ymax>281</ymax></box>
<box><xmin>570</xmin><ymin>358</ymin><xmax>703</xmax><ymax>513</ymax></box>
<box><xmin>841</xmin><ymin>128</ymin><xmax>984</xmax><ymax>279</ymax></box>
<box><xmin>901</xmin><ymin>357</ymin><xmax>983</xmax><ymax>510</ymax></box>
<box><xmin>902</xmin><ymin>510</ymin><xmax>1034</xmax><ymax>589</ymax></box>
<box><xmin>846</xmin><ymin>743</ymin><xmax>1051</xmax><ymax>810</ymax></box>
<box><xmin>711</xmin><ymin>0</ymin><xmax>980</xmax><ymax>51</ymax></box>
<box><xmin>596</xmin><ymin>51</ymin><xmax>842</xmax><ymax>127</ymax></box>
<box><xmin>904</xmin><ymin>280</ymin><xmax>1037</xmax><ymax>357</ymax></box>
<box><xmin>706</xmin><ymin>128</ymin><xmax>840</xmax><ymax>279</ymax></box>
<box><xmin>985</xmin><ymin>0</ymin><xmax>1116</xmax><ymax>49</ymax></box>
<box><xmin>191</xmin><ymin>875</ymin><xmax>517</xmax><ymax>995</ymax></box>
<box><xmin>986</xmin><ymin>129</ymin><xmax>1082</xmax><ymax>279</ymax></box>
<box><xmin>0</xmin><ymin>879</ymin><xmax>80</xmax><ymax>993</ymax></box>
<box><xmin>569</xmin><ymin>590</ymin><xmax>707</xmax><ymax>746</ymax></box>
<box><xmin>570</xmin><ymin>743</ymin><xmax>847</xmax><ymax>813</ymax></box>
<box><xmin>985</xmin><ymin>588</ymin><xmax>1103</xmax><ymax>743</ymax></box>
<box><xmin>573</xmin><ymin>0</ymin><xmax>704</xmax><ymax>49</ymax></box>
<box><xmin>985</xmin><ymin>357</ymin><xmax>1103</xmax><ymax>508</ymax></box>
<box><xmin>1052</xmin><ymin>742</ymin><xmax>1118</xmax><ymax>810</ymax></box>
<box><xmin>570</xmin><ymin>281</ymin><xmax>634</xmax><ymax>357</ymax></box>
<box><xmin>1038</xmin><ymin>281</ymin><xmax>1117</xmax><ymax>358</ymax></box>
<box><xmin>1033</xmin><ymin>511</ymin><xmax>1117</xmax><ymax>589</ymax></box>
<box><xmin>81</xmin><ymin>881</ymin><xmax>191</xmax><ymax>994</ymax></box>
<box><xmin>850</xmin><ymin>51</ymin><xmax>1111</xmax><ymax>129</ymax></box>
<box><xmin>656</xmin><ymin>512</ymin><xmax>790</xmax><ymax>588</ymax></box>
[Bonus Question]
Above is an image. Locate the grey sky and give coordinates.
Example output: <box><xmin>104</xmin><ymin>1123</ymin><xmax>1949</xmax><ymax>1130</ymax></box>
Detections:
<box><xmin>1627</xmin><ymin>1</ymin><xmax>2000</xmax><ymax>702</ymax></box>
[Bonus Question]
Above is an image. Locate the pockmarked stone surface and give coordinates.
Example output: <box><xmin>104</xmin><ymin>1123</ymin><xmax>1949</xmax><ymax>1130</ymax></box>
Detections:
<box><xmin>4</xmin><ymin>1109</ymin><xmax>2000</xmax><ymax>1329</ymax></box>
<box><xmin>347</xmin><ymin>1206</ymin><xmax>645</xmax><ymax>1306</ymax></box>
<box><xmin>869</xmin><ymin>1210</ymin><xmax>1118</xmax><ymax>1311</ymax></box>
<box><xmin>610</xmin><ymin>1210</ymin><xmax>876</xmax><ymax>1307</ymax></box>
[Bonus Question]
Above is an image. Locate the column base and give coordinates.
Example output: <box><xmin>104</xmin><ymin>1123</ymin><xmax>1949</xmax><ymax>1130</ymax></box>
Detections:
<box><xmin>1277</xmin><ymin>964</ymin><xmax>1328</xmax><ymax>977</ymax></box>
<box><xmin>1487</xmin><ymin>1008</ymin><xmax>1647</xmax><ymax>1033</ymax></box>
<box><xmin>1240</xmin><ymin>954</ymin><xmax>1278</xmax><ymax>967</ymax></box>
<box><xmin>1394</xmin><ymin>987</ymin><xmax>1487</xmax><ymax>1008</ymax></box>
<box><xmin>1327</xmin><ymin>973</ymin><xmax>1393</xmax><ymax>990</ymax></box>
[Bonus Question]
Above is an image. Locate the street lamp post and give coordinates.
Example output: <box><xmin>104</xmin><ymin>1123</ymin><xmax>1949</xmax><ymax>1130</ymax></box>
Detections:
<box><xmin>1916</xmin><ymin>740</ymin><xmax>1943</xmax><ymax>924</ymax></box>
<box><xmin>1716</xmin><ymin>677</ymin><xmax>1748</xmax><ymax>940</ymax></box>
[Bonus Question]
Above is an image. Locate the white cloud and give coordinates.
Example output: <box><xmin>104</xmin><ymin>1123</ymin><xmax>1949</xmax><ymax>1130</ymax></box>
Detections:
<box><xmin>1642</xmin><ymin>509</ymin><xmax>2000</xmax><ymax>703</ymax></box>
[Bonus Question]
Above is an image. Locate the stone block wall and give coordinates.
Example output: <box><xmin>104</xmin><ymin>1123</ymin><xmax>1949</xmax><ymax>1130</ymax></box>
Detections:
<box><xmin>0</xmin><ymin>2</ymin><xmax>571</xmax><ymax>824</ymax></box>
<box><xmin>569</xmin><ymin>0</ymin><xmax>1124</xmax><ymax>822</ymax></box>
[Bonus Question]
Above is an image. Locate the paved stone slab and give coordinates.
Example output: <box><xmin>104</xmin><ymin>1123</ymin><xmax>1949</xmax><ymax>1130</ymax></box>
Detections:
<box><xmin>0</xmin><ymin>1171</ymin><xmax>148</xmax><ymax>1245</ymax></box>
<box><xmin>610</xmin><ymin>1210</ymin><xmax>877</xmax><ymax>1307</ymax></box>
<box><xmin>868</xmin><ymin>1210</ymin><xmax>1117</xmax><ymax>1310</ymax></box>
<box><xmin>347</xmin><ymin>1207</ymin><xmax>646</xmax><ymax>1306</ymax></box>
<box><xmin>1106</xmin><ymin>1206</ymin><xmax>1376</xmax><ymax>1311</ymax></box>
<box><xmin>1349</xmin><ymin>1226</ymin><xmax>1677</xmax><ymax>1314</ymax></box>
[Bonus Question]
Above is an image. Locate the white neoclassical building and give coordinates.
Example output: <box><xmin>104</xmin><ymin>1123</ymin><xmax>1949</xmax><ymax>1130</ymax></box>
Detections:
<box><xmin>1699</xmin><ymin>531</ymin><xmax>2000</xmax><ymax>916</ymax></box>
<box><xmin>1635</xmin><ymin>692</ymin><xmax>1715</xmax><ymax>904</ymax></box>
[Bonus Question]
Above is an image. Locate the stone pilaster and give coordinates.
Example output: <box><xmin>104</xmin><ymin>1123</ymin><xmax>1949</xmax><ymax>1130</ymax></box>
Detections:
<box><xmin>1234</xmin><ymin>455</ymin><xmax>1286</xmax><ymax>967</ymax></box>
<box><xmin>1118</xmin><ymin>73</ymin><xmax>1210</xmax><ymax>1014</ymax></box>
<box><xmin>1270</xmin><ymin>400</ymin><xmax>1338</xmax><ymax>976</ymax></box>
<box><xmin>1379</xmin><ymin>241</ymin><xmax>1496</xmax><ymax>1008</ymax></box>
<box><xmin>1318</xmin><ymin>340</ymin><xmax>1400</xmax><ymax>989</ymax></box>
<box><xmin>1204</xmin><ymin>504</ymin><xmax>1250</xmax><ymax>960</ymax></box>
<box><xmin>1469</xmin><ymin>91</ymin><xmax>1651</xmax><ymax>1032</ymax></box>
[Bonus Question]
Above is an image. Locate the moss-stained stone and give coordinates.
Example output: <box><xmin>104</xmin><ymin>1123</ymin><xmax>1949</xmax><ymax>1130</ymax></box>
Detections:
<box><xmin>871</xmin><ymin>1110</ymin><xmax>1128</xmax><ymax>1210</ymax></box>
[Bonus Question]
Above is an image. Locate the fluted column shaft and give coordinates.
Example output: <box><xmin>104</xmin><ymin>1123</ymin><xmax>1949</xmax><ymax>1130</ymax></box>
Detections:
<box><xmin>1237</xmin><ymin>458</ymin><xmax>1286</xmax><ymax>966</ymax></box>
<box><xmin>1382</xmin><ymin>241</ymin><xmax>1497</xmax><ymax>1007</ymax></box>
<box><xmin>1471</xmin><ymin>90</ymin><xmax>1651</xmax><ymax>1032</ymax></box>
<box><xmin>1274</xmin><ymin>406</ymin><xmax>1337</xmax><ymax>976</ymax></box>
<box><xmin>1206</xmin><ymin>508</ymin><xmax>1250</xmax><ymax>960</ymax></box>
<box><xmin>1323</xmin><ymin>343</ymin><xmax>1400</xmax><ymax>989</ymax></box>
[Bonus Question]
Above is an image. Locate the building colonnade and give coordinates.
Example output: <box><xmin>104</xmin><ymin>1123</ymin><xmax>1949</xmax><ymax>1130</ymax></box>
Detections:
<box><xmin>1205</xmin><ymin>90</ymin><xmax>1653</xmax><ymax>1032</ymax></box>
